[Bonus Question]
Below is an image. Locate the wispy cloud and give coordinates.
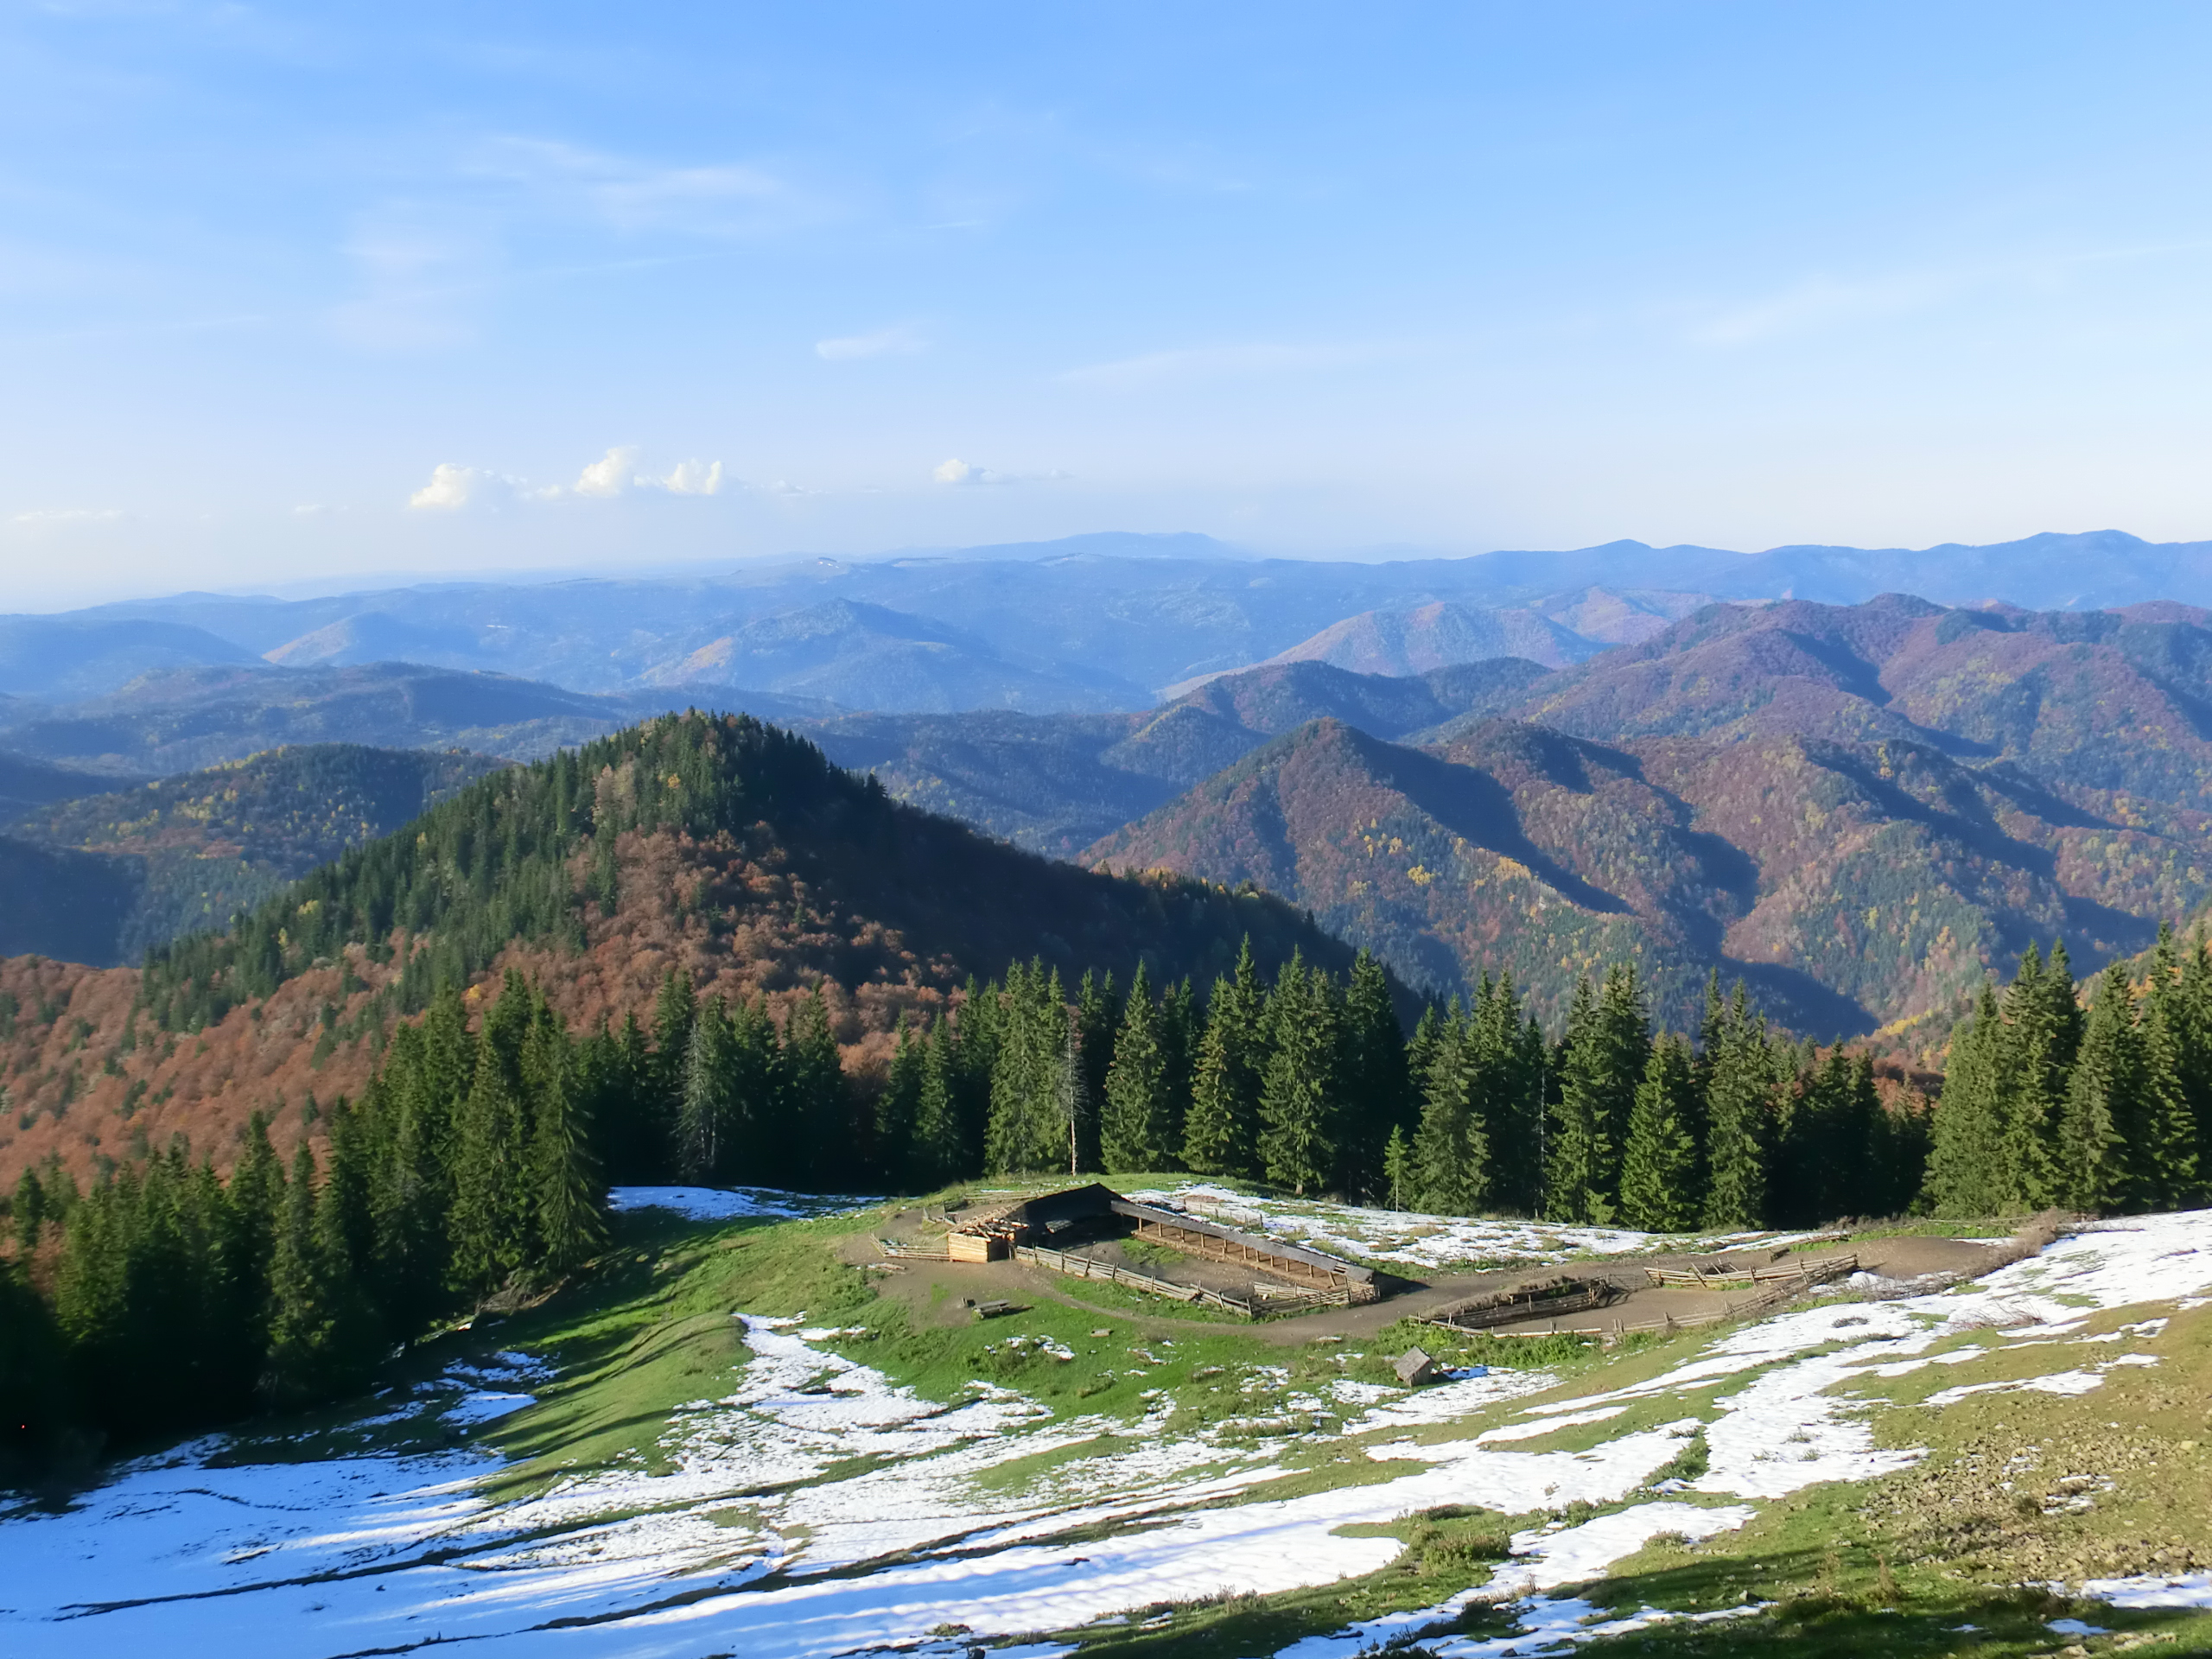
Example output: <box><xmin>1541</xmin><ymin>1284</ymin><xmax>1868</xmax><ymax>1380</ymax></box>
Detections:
<box><xmin>1688</xmin><ymin>271</ymin><xmax>1964</xmax><ymax>347</ymax></box>
<box><xmin>10</xmin><ymin>507</ymin><xmax>124</xmax><ymax>526</ymax></box>
<box><xmin>816</xmin><ymin>325</ymin><xmax>925</xmax><ymax>361</ymax></box>
<box><xmin>467</xmin><ymin>137</ymin><xmax>826</xmax><ymax>239</ymax></box>
<box><xmin>1058</xmin><ymin>340</ymin><xmax>1380</xmax><ymax>388</ymax></box>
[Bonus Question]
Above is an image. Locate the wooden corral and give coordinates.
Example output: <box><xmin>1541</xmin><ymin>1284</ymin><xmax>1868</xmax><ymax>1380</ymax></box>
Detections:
<box><xmin>930</xmin><ymin>1184</ymin><xmax>1381</xmax><ymax>1313</ymax></box>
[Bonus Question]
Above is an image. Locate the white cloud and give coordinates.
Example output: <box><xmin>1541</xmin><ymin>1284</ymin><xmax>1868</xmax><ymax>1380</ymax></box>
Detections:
<box><xmin>412</xmin><ymin>450</ymin><xmax>727</xmax><ymax>508</ymax></box>
<box><xmin>931</xmin><ymin>458</ymin><xmax>1068</xmax><ymax>487</ymax></box>
<box><xmin>817</xmin><ymin>326</ymin><xmax>925</xmax><ymax>361</ymax></box>
<box><xmin>571</xmin><ymin>445</ymin><xmax>639</xmax><ymax>498</ymax></box>
<box><xmin>408</xmin><ymin>463</ymin><xmax>509</xmax><ymax>511</ymax></box>
<box><xmin>653</xmin><ymin>459</ymin><xmax>724</xmax><ymax>495</ymax></box>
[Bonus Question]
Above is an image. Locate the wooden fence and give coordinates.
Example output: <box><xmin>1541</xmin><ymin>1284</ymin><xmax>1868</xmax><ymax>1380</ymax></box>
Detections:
<box><xmin>1014</xmin><ymin>1243</ymin><xmax>1258</xmax><ymax>1316</ymax></box>
<box><xmin>1426</xmin><ymin>1280</ymin><xmax>1624</xmax><ymax>1334</ymax></box>
<box><xmin>1426</xmin><ymin>1254</ymin><xmax>1862</xmax><ymax>1343</ymax></box>
<box><xmin>1644</xmin><ymin>1253</ymin><xmax>1859</xmax><ymax>1290</ymax></box>
<box><xmin>875</xmin><ymin>1237</ymin><xmax>951</xmax><ymax>1261</ymax></box>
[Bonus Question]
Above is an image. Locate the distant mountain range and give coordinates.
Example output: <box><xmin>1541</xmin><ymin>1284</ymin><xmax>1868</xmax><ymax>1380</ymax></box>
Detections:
<box><xmin>15</xmin><ymin>526</ymin><xmax>2212</xmax><ymax>715</ymax></box>
<box><xmin>1091</xmin><ymin>594</ymin><xmax>2212</xmax><ymax>1044</ymax></box>
<box><xmin>13</xmin><ymin>529</ymin><xmax>2212</xmax><ymax>1049</ymax></box>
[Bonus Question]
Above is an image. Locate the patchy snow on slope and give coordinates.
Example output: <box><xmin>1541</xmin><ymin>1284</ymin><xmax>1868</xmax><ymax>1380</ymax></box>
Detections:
<box><xmin>9</xmin><ymin>1207</ymin><xmax>2210</xmax><ymax>1659</ymax></box>
<box><xmin>1126</xmin><ymin>1183</ymin><xmax>1809</xmax><ymax>1271</ymax></box>
<box><xmin>607</xmin><ymin>1184</ymin><xmax>867</xmax><ymax>1220</ymax></box>
<box><xmin>1484</xmin><ymin>1500</ymin><xmax>1757</xmax><ymax>1594</ymax></box>
<box><xmin>2076</xmin><ymin>1572</ymin><xmax>2212</xmax><ymax>1610</ymax></box>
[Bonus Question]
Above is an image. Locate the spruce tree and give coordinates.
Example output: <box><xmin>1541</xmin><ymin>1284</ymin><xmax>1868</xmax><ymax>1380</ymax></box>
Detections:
<box><xmin>1700</xmin><ymin>983</ymin><xmax>1771</xmax><ymax>1230</ymax></box>
<box><xmin>448</xmin><ymin>1024</ymin><xmax>533</xmax><ymax>1297</ymax></box>
<box><xmin>1997</xmin><ymin>944</ymin><xmax>2074</xmax><ymax>1211</ymax></box>
<box><xmin>1548</xmin><ymin>967</ymin><xmax>1648</xmax><ymax>1224</ymax></box>
<box><xmin>261</xmin><ymin>1141</ymin><xmax>375</xmax><ymax>1410</ymax></box>
<box><xmin>1259</xmin><ymin>957</ymin><xmax>1338</xmax><ymax>1195</ymax></box>
<box><xmin>911</xmin><ymin>1014</ymin><xmax>965</xmax><ymax>1189</ymax></box>
<box><xmin>781</xmin><ymin>986</ymin><xmax>849</xmax><ymax>1187</ymax></box>
<box><xmin>1335</xmin><ymin>950</ymin><xmax>1408</xmax><ymax>1198</ymax></box>
<box><xmin>1411</xmin><ymin>1004</ymin><xmax>1489</xmax><ymax>1214</ymax></box>
<box><xmin>1102</xmin><ymin>964</ymin><xmax>1176</xmax><ymax>1173</ymax></box>
<box><xmin>677</xmin><ymin>996</ymin><xmax>738</xmax><ymax>1184</ymax></box>
<box><xmin>531</xmin><ymin>1024</ymin><xmax>607</xmax><ymax>1273</ymax></box>
<box><xmin>1618</xmin><ymin>1034</ymin><xmax>1700</xmax><ymax>1232</ymax></box>
<box><xmin>1381</xmin><ymin>1124</ymin><xmax>1412</xmax><ymax>1210</ymax></box>
<box><xmin>2057</xmin><ymin>964</ymin><xmax>2139</xmax><ymax>1213</ymax></box>
<box><xmin>1073</xmin><ymin>970</ymin><xmax>1119</xmax><ymax>1173</ymax></box>
<box><xmin>876</xmin><ymin>1014</ymin><xmax>925</xmax><ymax>1188</ymax></box>
<box><xmin>2139</xmin><ymin>930</ymin><xmax>2204</xmax><ymax>1209</ymax></box>
<box><xmin>1181</xmin><ymin>943</ymin><xmax>1263</xmax><ymax>1178</ymax></box>
<box><xmin>986</xmin><ymin>963</ymin><xmax>1069</xmax><ymax>1174</ymax></box>
<box><xmin>1923</xmin><ymin>982</ymin><xmax>2006</xmax><ymax>1217</ymax></box>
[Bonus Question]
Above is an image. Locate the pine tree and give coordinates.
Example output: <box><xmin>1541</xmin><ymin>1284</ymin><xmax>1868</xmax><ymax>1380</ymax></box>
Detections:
<box><xmin>260</xmin><ymin>1141</ymin><xmax>375</xmax><ymax>1409</ymax></box>
<box><xmin>1259</xmin><ymin>957</ymin><xmax>1338</xmax><ymax>1195</ymax></box>
<box><xmin>2057</xmin><ymin>965</ymin><xmax>2139</xmax><ymax>1213</ymax></box>
<box><xmin>911</xmin><ymin>1014</ymin><xmax>965</xmax><ymax>1190</ymax></box>
<box><xmin>1923</xmin><ymin>982</ymin><xmax>2005</xmax><ymax>1217</ymax></box>
<box><xmin>448</xmin><ymin>1010</ymin><xmax>533</xmax><ymax>1297</ymax></box>
<box><xmin>1182</xmin><ymin>943</ymin><xmax>1263</xmax><ymax>1177</ymax></box>
<box><xmin>677</xmin><ymin>996</ymin><xmax>737</xmax><ymax>1184</ymax></box>
<box><xmin>1700</xmin><ymin>982</ymin><xmax>1772</xmax><ymax>1230</ymax></box>
<box><xmin>876</xmin><ymin>1014</ymin><xmax>926</xmax><ymax>1188</ymax></box>
<box><xmin>1618</xmin><ymin>1034</ymin><xmax>1700</xmax><ymax>1231</ymax></box>
<box><xmin>1548</xmin><ymin>967</ymin><xmax>1648</xmax><ymax>1224</ymax></box>
<box><xmin>2139</xmin><ymin>930</ymin><xmax>2203</xmax><ymax>1209</ymax></box>
<box><xmin>1102</xmin><ymin>964</ymin><xmax>1176</xmax><ymax>1173</ymax></box>
<box><xmin>1411</xmin><ymin>1004</ymin><xmax>1490</xmax><ymax>1214</ymax></box>
<box><xmin>1381</xmin><ymin>1124</ymin><xmax>1412</xmax><ymax>1210</ymax></box>
<box><xmin>531</xmin><ymin>1020</ymin><xmax>607</xmax><ymax>1273</ymax></box>
<box><xmin>1334</xmin><ymin>950</ymin><xmax>1408</xmax><ymax>1198</ymax></box>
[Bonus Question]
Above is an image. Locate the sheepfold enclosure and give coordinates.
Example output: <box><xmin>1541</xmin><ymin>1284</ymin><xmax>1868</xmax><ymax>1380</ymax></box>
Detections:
<box><xmin>889</xmin><ymin>1184</ymin><xmax>1382</xmax><ymax>1318</ymax></box>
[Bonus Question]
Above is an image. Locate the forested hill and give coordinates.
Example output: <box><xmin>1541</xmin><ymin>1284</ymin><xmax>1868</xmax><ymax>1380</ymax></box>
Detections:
<box><xmin>0</xmin><ymin>744</ymin><xmax>506</xmax><ymax>967</ymax></box>
<box><xmin>0</xmin><ymin>711</ymin><xmax>1365</xmax><ymax>1190</ymax></box>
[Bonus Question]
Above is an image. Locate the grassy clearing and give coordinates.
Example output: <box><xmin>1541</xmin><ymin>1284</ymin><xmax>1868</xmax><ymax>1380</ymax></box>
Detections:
<box><xmin>200</xmin><ymin>1190</ymin><xmax>2212</xmax><ymax>1657</ymax></box>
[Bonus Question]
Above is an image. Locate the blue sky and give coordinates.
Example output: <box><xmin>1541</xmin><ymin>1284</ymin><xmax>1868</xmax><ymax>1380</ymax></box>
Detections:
<box><xmin>7</xmin><ymin>3</ymin><xmax>2212</xmax><ymax>607</ymax></box>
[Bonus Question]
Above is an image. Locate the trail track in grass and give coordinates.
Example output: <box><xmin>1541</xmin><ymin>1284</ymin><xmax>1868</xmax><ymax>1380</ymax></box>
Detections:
<box><xmin>5</xmin><ymin>1192</ymin><xmax>2212</xmax><ymax>1658</ymax></box>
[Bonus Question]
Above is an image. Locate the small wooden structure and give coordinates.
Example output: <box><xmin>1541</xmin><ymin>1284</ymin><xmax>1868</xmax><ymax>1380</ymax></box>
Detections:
<box><xmin>1394</xmin><ymin>1347</ymin><xmax>1440</xmax><ymax>1386</ymax></box>
<box><xmin>937</xmin><ymin>1184</ymin><xmax>1379</xmax><ymax>1311</ymax></box>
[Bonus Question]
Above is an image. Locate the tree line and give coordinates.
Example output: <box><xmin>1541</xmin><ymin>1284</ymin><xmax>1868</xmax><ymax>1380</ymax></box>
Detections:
<box><xmin>3</xmin><ymin>970</ymin><xmax>605</xmax><ymax>1471</ymax></box>
<box><xmin>1923</xmin><ymin>933</ymin><xmax>2209</xmax><ymax>1216</ymax></box>
<box><xmin>15</xmin><ymin>926</ymin><xmax>2212</xmax><ymax>1476</ymax></box>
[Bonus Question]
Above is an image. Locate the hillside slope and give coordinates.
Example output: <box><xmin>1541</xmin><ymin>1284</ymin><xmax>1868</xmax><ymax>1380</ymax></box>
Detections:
<box><xmin>0</xmin><ymin>745</ymin><xmax>507</xmax><ymax>966</ymax></box>
<box><xmin>1089</xmin><ymin>715</ymin><xmax>2212</xmax><ymax>1039</ymax></box>
<box><xmin>1495</xmin><ymin>594</ymin><xmax>2212</xmax><ymax>812</ymax></box>
<box><xmin>0</xmin><ymin>662</ymin><xmax>834</xmax><ymax>776</ymax></box>
<box><xmin>810</xmin><ymin>658</ymin><xmax>1554</xmax><ymax>855</ymax></box>
<box><xmin>8</xmin><ymin>1190</ymin><xmax>2209</xmax><ymax>1657</ymax></box>
<box><xmin>0</xmin><ymin>714</ymin><xmax>1363</xmax><ymax>1190</ymax></box>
